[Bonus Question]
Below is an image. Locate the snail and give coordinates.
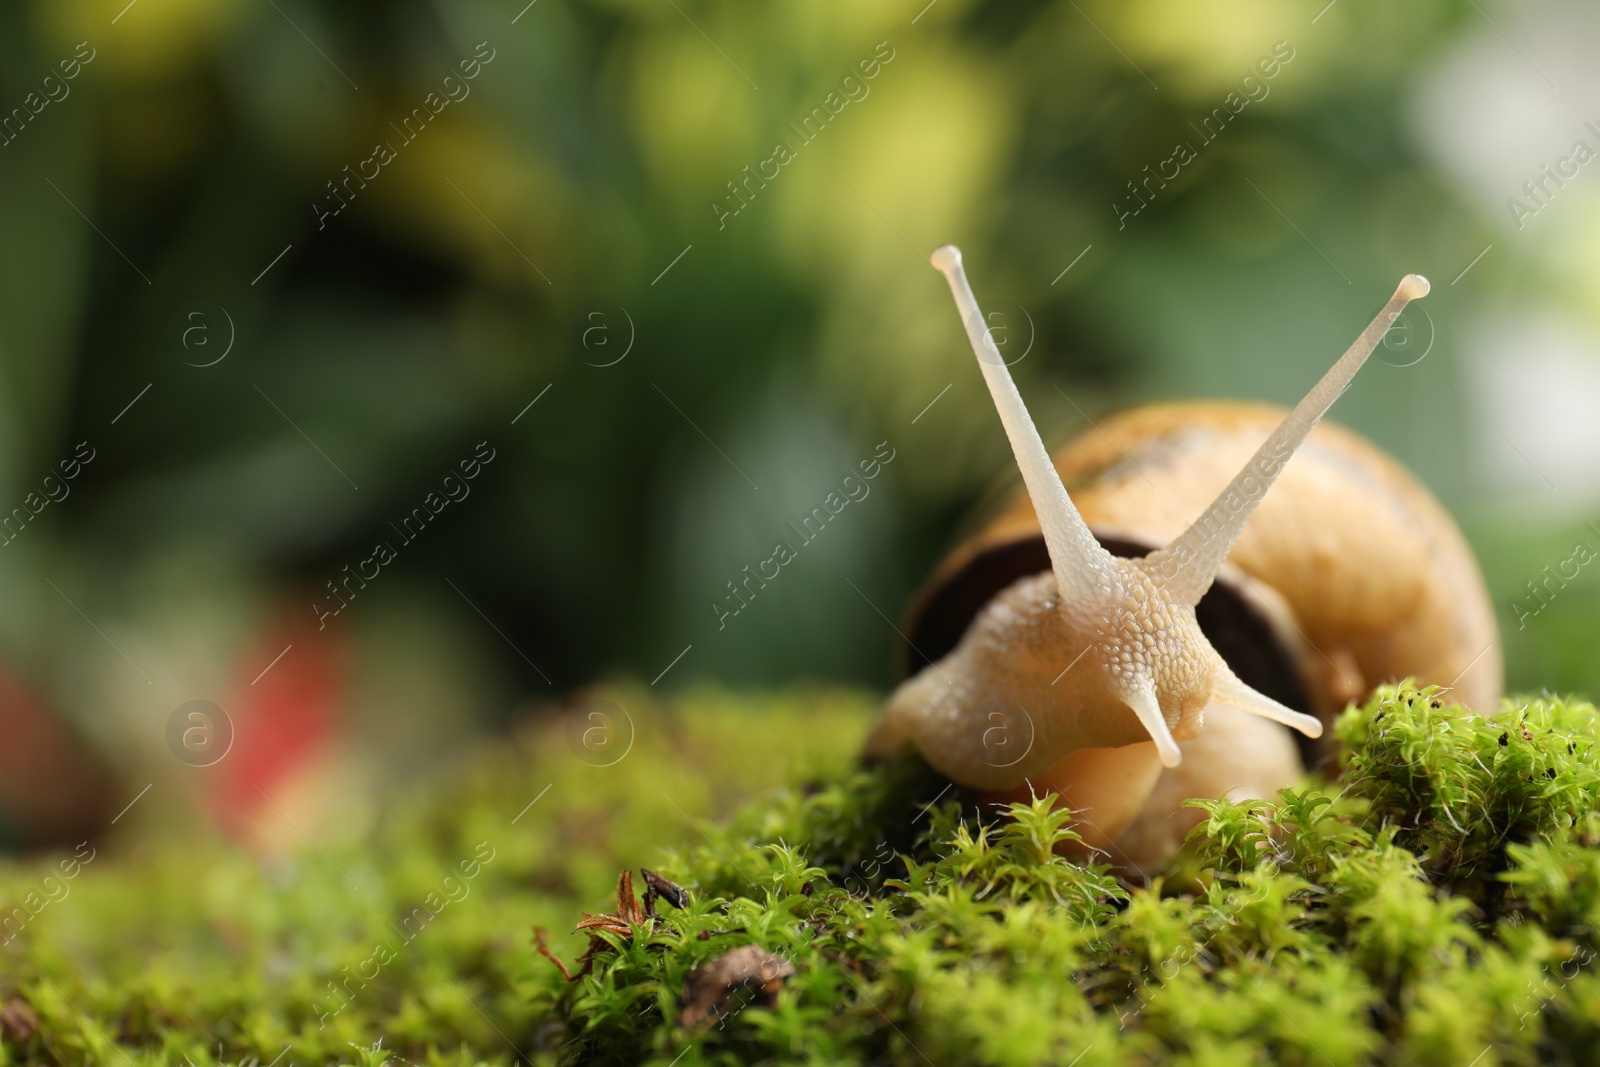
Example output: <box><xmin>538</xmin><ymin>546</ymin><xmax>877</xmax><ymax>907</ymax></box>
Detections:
<box><xmin>866</xmin><ymin>246</ymin><xmax>1501</xmax><ymax>870</ymax></box>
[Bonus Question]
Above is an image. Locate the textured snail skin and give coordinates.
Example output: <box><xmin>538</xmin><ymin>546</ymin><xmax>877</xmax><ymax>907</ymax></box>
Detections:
<box><xmin>1110</xmin><ymin>702</ymin><xmax>1303</xmax><ymax>873</ymax></box>
<box><xmin>869</xmin><ymin>564</ymin><xmax>1228</xmax><ymax>791</ymax></box>
<box><xmin>983</xmin><ymin>739</ymin><xmax>1167</xmax><ymax>854</ymax></box>
<box><xmin>983</xmin><ymin>702</ymin><xmax>1301</xmax><ymax>869</ymax></box>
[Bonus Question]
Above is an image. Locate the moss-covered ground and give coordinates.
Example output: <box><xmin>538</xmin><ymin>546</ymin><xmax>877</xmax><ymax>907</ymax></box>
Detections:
<box><xmin>0</xmin><ymin>684</ymin><xmax>1598</xmax><ymax>1066</ymax></box>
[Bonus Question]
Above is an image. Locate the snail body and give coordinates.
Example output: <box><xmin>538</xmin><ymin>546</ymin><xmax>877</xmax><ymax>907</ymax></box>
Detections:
<box><xmin>868</xmin><ymin>247</ymin><xmax>1501</xmax><ymax>869</ymax></box>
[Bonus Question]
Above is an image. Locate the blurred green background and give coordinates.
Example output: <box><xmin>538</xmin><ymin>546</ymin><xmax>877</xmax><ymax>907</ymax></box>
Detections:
<box><xmin>1</xmin><ymin>0</ymin><xmax>1597</xmax><ymax>841</ymax></box>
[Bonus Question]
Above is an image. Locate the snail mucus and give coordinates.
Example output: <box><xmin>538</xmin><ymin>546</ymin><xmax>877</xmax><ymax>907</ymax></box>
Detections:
<box><xmin>866</xmin><ymin>246</ymin><xmax>1501</xmax><ymax>871</ymax></box>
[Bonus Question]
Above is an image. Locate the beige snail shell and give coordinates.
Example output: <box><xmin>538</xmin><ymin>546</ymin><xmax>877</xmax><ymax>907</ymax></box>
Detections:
<box><xmin>866</xmin><ymin>247</ymin><xmax>1501</xmax><ymax>872</ymax></box>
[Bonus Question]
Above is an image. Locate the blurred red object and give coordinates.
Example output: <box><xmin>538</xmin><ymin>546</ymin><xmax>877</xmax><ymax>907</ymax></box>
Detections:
<box><xmin>0</xmin><ymin>666</ymin><xmax>111</xmax><ymax>850</ymax></box>
<box><xmin>211</xmin><ymin>602</ymin><xmax>349</xmax><ymax>843</ymax></box>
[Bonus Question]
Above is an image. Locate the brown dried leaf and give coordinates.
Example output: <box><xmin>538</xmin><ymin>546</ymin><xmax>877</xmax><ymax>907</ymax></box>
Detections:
<box><xmin>0</xmin><ymin>997</ymin><xmax>38</xmax><ymax>1044</ymax></box>
<box><xmin>678</xmin><ymin>945</ymin><xmax>796</xmax><ymax>1030</ymax></box>
<box><xmin>615</xmin><ymin>869</ymin><xmax>645</xmax><ymax>925</ymax></box>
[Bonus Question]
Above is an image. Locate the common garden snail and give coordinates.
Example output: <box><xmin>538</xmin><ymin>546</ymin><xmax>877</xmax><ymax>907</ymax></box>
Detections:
<box><xmin>866</xmin><ymin>246</ymin><xmax>1501</xmax><ymax>871</ymax></box>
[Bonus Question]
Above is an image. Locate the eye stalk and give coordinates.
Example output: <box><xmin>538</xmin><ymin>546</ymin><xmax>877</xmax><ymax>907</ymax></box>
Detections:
<box><xmin>1144</xmin><ymin>272</ymin><xmax>1430</xmax><ymax>606</ymax></box>
<box><xmin>924</xmin><ymin>245</ymin><xmax>1424</xmax><ymax>767</ymax></box>
<box><xmin>930</xmin><ymin>245</ymin><xmax>1123</xmax><ymax>619</ymax></box>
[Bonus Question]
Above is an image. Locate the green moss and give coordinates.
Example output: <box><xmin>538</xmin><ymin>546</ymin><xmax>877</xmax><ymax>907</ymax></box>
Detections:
<box><xmin>0</xmin><ymin>683</ymin><xmax>1598</xmax><ymax>1066</ymax></box>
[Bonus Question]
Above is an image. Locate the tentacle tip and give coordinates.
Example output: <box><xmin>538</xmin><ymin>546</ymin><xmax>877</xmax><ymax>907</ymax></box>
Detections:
<box><xmin>1294</xmin><ymin>714</ymin><xmax>1324</xmax><ymax>739</ymax></box>
<box><xmin>1398</xmin><ymin>273</ymin><xmax>1430</xmax><ymax>301</ymax></box>
<box><xmin>930</xmin><ymin>244</ymin><xmax>963</xmax><ymax>274</ymax></box>
<box><xmin>1156</xmin><ymin>744</ymin><xmax>1183</xmax><ymax>769</ymax></box>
